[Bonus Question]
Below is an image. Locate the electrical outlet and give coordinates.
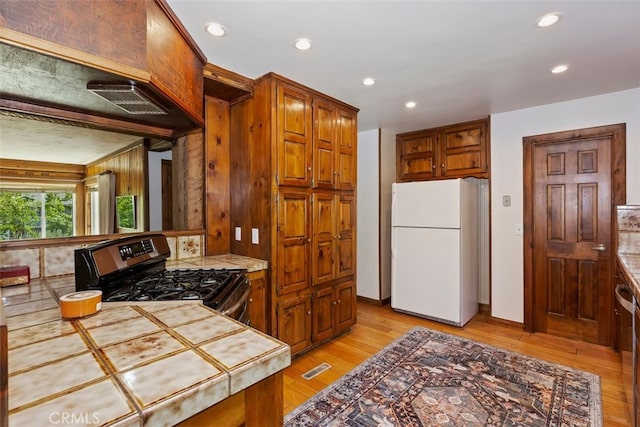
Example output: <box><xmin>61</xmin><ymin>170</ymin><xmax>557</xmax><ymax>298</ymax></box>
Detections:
<box><xmin>252</xmin><ymin>228</ymin><xmax>259</xmax><ymax>244</ymax></box>
<box><xmin>235</xmin><ymin>227</ymin><xmax>242</xmax><ymax>241</ymax></box>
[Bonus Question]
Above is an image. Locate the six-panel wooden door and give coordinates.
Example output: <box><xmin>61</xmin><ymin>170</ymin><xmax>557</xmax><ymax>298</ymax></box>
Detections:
<box><xmin>532</xmin><ymin>136</ymin><xmax>612</xmax><ymax>345</ymax></box>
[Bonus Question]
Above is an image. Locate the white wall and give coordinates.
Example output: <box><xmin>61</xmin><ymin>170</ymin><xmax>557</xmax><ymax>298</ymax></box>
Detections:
<box><xmin>491</xmin><ymin>87</ymin><xmax>640</xmax><ymax>322</ymax></box>
<box><xmin>148</xmin><ymin>150</ymin><xmax>173</xmax><ymax>231</ymax></box>
<box><xmin>356</xmin><ymin>129</ymin><xmax>380</xmax><ymax>299</ymax></box>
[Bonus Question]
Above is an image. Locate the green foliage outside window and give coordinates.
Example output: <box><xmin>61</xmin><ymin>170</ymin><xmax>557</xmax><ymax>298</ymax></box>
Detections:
<box><xmin>0</xmin><ymin>192</ymin><xmax>73</xmax><ymax>240</ymax></box>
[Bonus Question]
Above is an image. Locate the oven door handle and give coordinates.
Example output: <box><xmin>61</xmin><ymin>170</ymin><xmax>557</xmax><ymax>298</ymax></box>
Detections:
<box><xmin>220</xmin><ymin>281</ymin><xmax>251</xmax><ymax>318</ymax></box>
<box><xmin>615</xmin><ymin>284</ymin><xmax>634</xmax><ymax>314</ymax></box>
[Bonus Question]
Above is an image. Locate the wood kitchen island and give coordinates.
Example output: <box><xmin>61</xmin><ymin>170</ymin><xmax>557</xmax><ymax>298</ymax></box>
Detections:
<box><xmin>2</xmin><ymin>272</ymin><xmax>290</xmax><ymax>427</ymax></box>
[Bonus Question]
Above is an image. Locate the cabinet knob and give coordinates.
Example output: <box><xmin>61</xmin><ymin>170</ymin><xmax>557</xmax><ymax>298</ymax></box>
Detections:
<box><xmin>441</xmin><ymin>163</ymin><xmax>445</xmax><ymax>168</ymax></box>
<box><xmin>307</xmin><ymin>166</ymin><xmax>312</xmax><ymax>171</ymax></box>
<box><xmin>307</xmin><ymin>310</ymin><xmax>311</xmax><ymax>315</ymax></box>
<box><xmin>307</xmin><ymin>238</ymin><xmax>311</xmax><ymax>243</ymax></box>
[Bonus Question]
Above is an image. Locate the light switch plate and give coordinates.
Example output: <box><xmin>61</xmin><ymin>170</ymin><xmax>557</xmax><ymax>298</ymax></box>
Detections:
<box><xmin>515</xmin><ymin>223</ymin><xmax>523</xmax><ymax>235</ymax></box>
<box><xmin>502</xmin><ymin>195</ymin><xmax>511</xmax><ymax>207</ymax></box>
<box><xmin>252</xmin><ymin>228</ymin><xmax>259</xmax><ymax>244</ymax></box>
<box><xmin>235</xmin><ymin>227</ymin><xmax>241</xmax><ymax>241</ymax></box>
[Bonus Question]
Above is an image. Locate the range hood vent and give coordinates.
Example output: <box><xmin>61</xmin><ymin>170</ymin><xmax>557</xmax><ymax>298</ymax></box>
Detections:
<box><xmin>87</xmin><ymin>83</ymin><xmax>168</xmax><ymax>115</ymax></box>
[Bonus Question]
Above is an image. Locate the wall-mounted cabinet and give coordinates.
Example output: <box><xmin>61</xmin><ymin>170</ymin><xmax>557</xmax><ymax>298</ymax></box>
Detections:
<box><xmin>229</xmin><ymin>73</ymin><xmax>358</xmax><ymax>355</ymax></box>
<box><xmin>396</xmin><ymin>118</ymin><xmax>490</xmax><ymax>181</ymax></box>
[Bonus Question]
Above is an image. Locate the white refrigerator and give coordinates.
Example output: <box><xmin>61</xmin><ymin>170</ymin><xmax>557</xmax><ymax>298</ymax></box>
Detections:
<box><xmin>391</xmin><ymin>178</ymin><xmax>479</xmax><ymax>326</ymax></box>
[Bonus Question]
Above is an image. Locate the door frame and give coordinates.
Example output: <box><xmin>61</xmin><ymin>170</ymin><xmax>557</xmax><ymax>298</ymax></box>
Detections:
<box><xmin>523</xmin><ymin>123</ymin><xmax>626</xmax><ymax>337</ymax></box>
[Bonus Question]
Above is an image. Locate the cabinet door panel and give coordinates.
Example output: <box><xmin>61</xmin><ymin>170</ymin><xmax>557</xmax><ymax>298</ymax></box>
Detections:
<box><xmin>313</xmin><ymin>100</ymin><xmax>336</xmax><ymax>189</ymax></box>
<box><xmin>277</xmin><ymin>294</ymin><xmax>311</xmax><ymax>354</ymax></box>
<box><xmin>277</xmin><ymin>191</ymin><xmax>310</xmax><ymax>295</ymax></box>
<box><xmin>440</xmin><ymin>121</ymin><xmax>487</xmax><ymax>177</ymax></box>
<box><xmin>277</xmin><ymin>84</ymin><xmax>312</xmax><ymax>187</ymax></box>
<box><xmin>312</xmin><ymin>287</ymin><xmax>334</xmax><ymax>342</ymax></box>
<box><xmin>314</xmin><ymin>240</ymin><xmax>334</xmax><ymax>285</ymax></box>
<box><xmin>336</xmin><ymin>280</ymin><xmax>356</xmax><ymax>331</ymax></box>
<box><xmin>248</xmin><ymin>271</ymin><xmax>267</xmax><ymax>333</ymax></box>
<box><xmin>442</xmin><ymin>126</ymin><xmax>483</xmax><ymax>150</ymax></box>
<box><xmin>443</xmin><ymin>150</ymin><xmax>483</xmax><ymax>175</ymax></box>
<box><xmin>313</xmin><ymin>193</ymin><xmax>336</xmax><ymax>285</ymax></box>
<box><xmin>336</xmin><ymin>108</ymin><xmax>357</xmax><ymax>190</ymax></box>
<box><xmin>337</xmin><ymin>194</ymin><xmax>355</xmax><ymax>278</ymax></box>
<box><xmin>396</xmin><ymin>131</ymin><xmax>437</xmax><ymax>181</ymax></box>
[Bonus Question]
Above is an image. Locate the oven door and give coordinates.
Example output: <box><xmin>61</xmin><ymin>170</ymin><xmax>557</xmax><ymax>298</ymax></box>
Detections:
<box><xmin>218</xmin><ymin>277</ymin><xmax>251</xmax><ymax>323</ymax></box>
<box><xmin>615</xmin><ymin>284</ymin><xmax>634</xmax><ymax>421</ymax></box>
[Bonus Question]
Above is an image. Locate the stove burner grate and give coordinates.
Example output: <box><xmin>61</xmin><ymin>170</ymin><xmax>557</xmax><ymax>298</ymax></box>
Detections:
<box><xmin>102</xmin><ymin>268</ymin><xmax>245</xmax><ymax>306</ymax></box>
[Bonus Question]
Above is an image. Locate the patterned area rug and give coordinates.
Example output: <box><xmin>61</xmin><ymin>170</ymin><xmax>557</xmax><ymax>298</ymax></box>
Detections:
<box><xmin>285</xmin><ymin>327</ymin><xmax>602</xmax><ymax>426</ymax></box>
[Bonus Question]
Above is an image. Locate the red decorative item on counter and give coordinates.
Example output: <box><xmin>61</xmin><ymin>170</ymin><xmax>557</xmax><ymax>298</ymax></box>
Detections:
<box><xmin>0</xmin><ymin>265</ymin><xmax>30</xmax><ymax>287</ymax></box>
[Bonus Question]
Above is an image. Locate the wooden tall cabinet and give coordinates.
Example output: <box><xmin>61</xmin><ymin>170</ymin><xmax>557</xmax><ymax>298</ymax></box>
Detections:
<box><xmin>230</xmin><ymin>73</ymin><xmax>358</xmax><ymax>356</ymax></box>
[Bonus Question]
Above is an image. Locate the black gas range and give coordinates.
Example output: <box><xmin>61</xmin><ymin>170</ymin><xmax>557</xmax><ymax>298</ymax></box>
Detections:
<box><xmin>74</xmin><ymin>234</ymin><xmax>251</xmax><ymax>323</ymax></box>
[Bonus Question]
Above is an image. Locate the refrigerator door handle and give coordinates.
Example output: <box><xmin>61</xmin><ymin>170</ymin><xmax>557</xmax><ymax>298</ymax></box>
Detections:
<box><xmin>391</xmin><ymin>189</ymin><xmax>396</xmax><ymax>227</ymax></box>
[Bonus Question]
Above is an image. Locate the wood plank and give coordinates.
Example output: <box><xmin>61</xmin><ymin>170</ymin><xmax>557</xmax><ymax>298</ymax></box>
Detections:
<box><xmin>283</xmin><ymin>303</ymin><xmax>631</xmax><ymax>426</ymax></box>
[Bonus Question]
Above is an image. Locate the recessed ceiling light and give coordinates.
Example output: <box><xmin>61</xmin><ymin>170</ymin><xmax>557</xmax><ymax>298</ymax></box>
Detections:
<box><xmin>294</xmin><ymin>38</ymin><xmax>312</xmax><ymax>51</ymax></box>
<box><xmin>405</xmin><ymin>101</ymin><xmax>417</xmax><ymax>109</ymax></box>
<box><xmin>551</xmin><ymin>64</ymin><xmax>569</xmax><ymax>74</ymax></box>
<box><xmin>205</xmin><ymin>22</ymin><xmax>227</xmax><ymax>37</ymax></box>
<box><xmin>537</xmin><ymin>13</ymin><xmax>560</xmax><ymax>28</ymax></box>
<box><xmin>362</xmin><ymin>77</ymin><xmax>376</xmax><ymax>86</ymax></box>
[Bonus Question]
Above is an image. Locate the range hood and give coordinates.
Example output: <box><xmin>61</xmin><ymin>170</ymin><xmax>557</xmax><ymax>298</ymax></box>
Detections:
<box><xmin>87</xmin><ymin>83</ymin><xmax>168</xmax><ymax>115</ymax></box>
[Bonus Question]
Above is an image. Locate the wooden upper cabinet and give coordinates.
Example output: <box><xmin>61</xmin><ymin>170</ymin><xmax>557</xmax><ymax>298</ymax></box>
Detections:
<box><xmin>336</xmin><ymin>107</ymin><xmax>357</xmax><ymax>190</ymax></box>
<box><xmin>277</xmin><ymin>83</ymin><xmax>313</xmax><ymax>187</ymax></box>
<box><xmin>312</xmin><ymin>101</ymin><xmax>357</xmax><ymax>190</ymax></box>
<box><xmin>397</xmin><ymin>129</ymin><xmax>438</xmax><ymax>181</ymax></box>
<box><xmin>397</xmin><ymin>118</ymin><xmax>490</xmax><ymax>181</ymax></box>
<box><xmin>440</xmin><ymin>120</ymin><xmax>488</xmax><ymax>177</ymax></box>
<box><xmin>313</xmin><ymin>99</ymin><xmax>337</xmax><ymax>189</ymax></box>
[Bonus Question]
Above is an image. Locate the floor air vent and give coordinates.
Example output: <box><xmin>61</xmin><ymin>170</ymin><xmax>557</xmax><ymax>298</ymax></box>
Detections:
<box><xmin>302</xmin><ymin>362</ymin><xmax>331</xmax><ymax>380</ymax></box>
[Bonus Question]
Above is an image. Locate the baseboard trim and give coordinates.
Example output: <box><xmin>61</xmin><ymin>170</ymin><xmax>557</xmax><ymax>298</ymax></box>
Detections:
<box><xmin>357</xmin><ymin>295</ymin><xmax>390</xmax><ymax>306</ymax></box>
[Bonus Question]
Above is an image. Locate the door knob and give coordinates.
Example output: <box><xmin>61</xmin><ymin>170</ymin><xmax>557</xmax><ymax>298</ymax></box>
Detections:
<box><xmin>591</xmin><ymin>243</ymin><xmax>607</xmax><ymax>252</ymax></box>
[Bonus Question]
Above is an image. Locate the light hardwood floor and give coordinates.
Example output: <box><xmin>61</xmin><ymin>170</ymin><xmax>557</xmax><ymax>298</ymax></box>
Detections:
<box><xmin>283</xmin><ymin>302</ymin><xmax>631</xmax><ymax>426</ymax></box>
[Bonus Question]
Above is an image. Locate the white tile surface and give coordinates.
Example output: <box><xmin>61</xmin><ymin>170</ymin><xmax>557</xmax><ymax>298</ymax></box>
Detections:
<box><xmin>9</xmin><ymin>352</ymin><xmax>107</xmax><ymax>410</ymax></box>
<box><xmin>87</xmin><ymin>316</ymin><xmax>160</xmax><ymax>347</ymax></box>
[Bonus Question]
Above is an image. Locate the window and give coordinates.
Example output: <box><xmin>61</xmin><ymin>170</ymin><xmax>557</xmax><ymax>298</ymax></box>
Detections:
<box><xmin>0</xmin><ymin>190</ymin><xmax>75</xmax><ymax>240</ymax></box>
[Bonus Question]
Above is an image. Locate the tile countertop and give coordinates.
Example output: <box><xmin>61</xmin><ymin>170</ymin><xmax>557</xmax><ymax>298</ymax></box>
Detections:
<box><xmin>164</xmin><ymin>254</ymin><xmax>268</xmax><ymax>272</ymax></box>
<box><xmin>617</xmin><ymin>205</ymin><xmax>640</xmax><ymax>301</ymax></box>
<box><xmin>1</xmin><ymin>256</ymin><xmax>289</xmax><ymax>427</ymax></box>
<box><xmin>618</xmin><ymin>254</ymin><xmax>640</xmax><ymax>301</ymax></box>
